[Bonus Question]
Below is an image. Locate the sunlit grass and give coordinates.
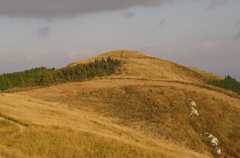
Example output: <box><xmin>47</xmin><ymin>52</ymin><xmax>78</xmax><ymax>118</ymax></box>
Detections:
<box><xmin>65</xmin><ymin>50</ymin><xmax>222</xmax><ymax>84</ymax></box>
<box><xmin>1</xmin><ymin>49</ymin><xmax>237</xmax><ymax>157</ymax></box>
<box><xmin>0</xmin><ymin>91</ymin><xmax>212</xmax><ymax>158</ymax></box>
<box><xmin>6</xmin><ymin>125</ymin><xmax>162</xmax><ymax>158</ymax></box>
<box><xmin>43</xmin><ymin>84</ymin><xmax>240</xmax><ymax>157</ymax></box>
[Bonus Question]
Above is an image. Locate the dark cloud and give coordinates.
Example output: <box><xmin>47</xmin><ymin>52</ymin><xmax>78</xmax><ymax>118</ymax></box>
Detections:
<box><xmin>34</xmin><ymin>26</ymin><xmax>50</xmax><ymax>38</ymax></box>
<box><xmin>123</xmin><ymin>11</ymin><xmax>135</xmax><ymax>18</ymax></box>
<box><xmin>0</xmin><ymin>0</ymin><xmax>174</xmax><ymax>20</ymax></box>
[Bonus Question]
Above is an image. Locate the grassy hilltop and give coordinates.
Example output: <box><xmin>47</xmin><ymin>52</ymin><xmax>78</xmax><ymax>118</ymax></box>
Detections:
<box><xmin>66</xmin><ymin>50</ymin><xmax>222</xmax><ymax>83</ymax></box>
<box><xmin>0</xmin><ymin>50</ymin><xmax>239</xmax><ymax>158</ymax></box>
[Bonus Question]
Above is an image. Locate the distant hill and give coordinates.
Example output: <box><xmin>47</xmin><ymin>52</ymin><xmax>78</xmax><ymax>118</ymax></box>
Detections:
<box><xmin>66</xmin><ymin>50</ymin><xmax>222</xmax><ymax>83</ymax></box>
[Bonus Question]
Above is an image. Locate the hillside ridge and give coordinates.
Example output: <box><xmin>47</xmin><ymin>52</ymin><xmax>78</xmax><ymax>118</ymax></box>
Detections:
<box><xmin>2</xmin><ymin>50</ymin><xmax>239</xmax><ymax>158</ymax></box>
<box><xmin>66</xmin><ymin>50</ymin><xmax>222</xmax><ymax>84</ymax></box>
<box><xmin>17</xmin><ymin>78</ymin><xmax>240</xmax><ymax>157</ymax></box>
<box><xmin>0</xmin><ymin>90</ymin><xmax>213</xmax><ymax>158</ymax></box>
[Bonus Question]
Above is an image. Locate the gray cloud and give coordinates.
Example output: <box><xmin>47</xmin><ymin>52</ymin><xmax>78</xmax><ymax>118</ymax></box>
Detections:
<box><xmin>0</xmin><ymin>52</ymin><xmax>26</xmax><ymax>62</ymax></box>
<box><xmin>236</xmin><ymin>20</ymin><xmax>240</xmax><ymax>26</ymax></box>
<box><xmin>158</xmin><ymin>19</ymin><xmax>167</xmax><ymax>26</ymax></box>
<box><xmin>207</xmin><ymin>0</ymin><xmax>219</xmax><ymax>10</ymax></box>
<box><xmin>0</xmin><ymin>0</ymin><xmax>234</xmax><ymax>20</ymax></box>
<box><xmin>136</xmin><ymin>42</ymin><xmax>240</xmax><ymax>75</ymax></box>
<box><xmin>144</xmin><ymin>19</ymin><xmax>167</xmax><ymax>32</ymax></box>
<box><xmin>234</xmin><ymin>30</ymin><xmax>240</xmax><ymax>40</ymax></box>
<box><xmin>206</xmin><ymin>0</ymin><xmax>234</xmax><ymax>11</ymax></box>
<box><xmin>123</xmin><ymin>11</ymin><xmax>135</xmax><ymax>18</ymax></box>
<box><xmin>0</xmin><ymin>0</ymin><xmax>174</xmax><ymax>20</ymax></box>
<box><xmin>0</xmin><ymin>51</ymin><xmax>96</xmax><ymax>74</ymax></box>
<box><xmin>34</xmin><ymin>26</ymin><xmax>50</xmax><ymax>38</ymax></box>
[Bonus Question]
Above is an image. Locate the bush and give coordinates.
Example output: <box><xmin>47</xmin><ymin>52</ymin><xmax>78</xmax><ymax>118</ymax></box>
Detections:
<box><xmin>207</xmin><ymin>75</ymin><xmax>240</xmax><ymax>94</ymax></box>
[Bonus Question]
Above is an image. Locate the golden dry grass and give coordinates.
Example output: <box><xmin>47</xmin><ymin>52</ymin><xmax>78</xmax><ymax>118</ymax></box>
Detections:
<box><xmin>65</xmin><ymin>50</ymin><xmax>222</xmax><ymax>84</ymax></box>
<box><xmin>17</xmin><ymin>78</ymin><xmax>240</xmax><ymax>157</ymax></box>
<box><xmin>23</xmin><ymin>79</ymin><xmax>240</xmax><ymax>109</ymax></box>
<box><xmin>0</xmin><ymin>91</ymin><xmax>213</xmax><ymax>158</ymax></box>
<box><xmin>1</xmin><ymin>50</ymin><xmax>238</xmax><ymax>158</ymax></box>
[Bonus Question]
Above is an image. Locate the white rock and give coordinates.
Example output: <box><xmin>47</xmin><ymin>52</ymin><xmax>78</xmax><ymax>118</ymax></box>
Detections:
<box><xmin>216</xmin><ymin>148</ymin><xmax>221</xmax><ymax>155</ymax></box>
<box><xmin>211</xmin><ymin>137</ymin><xmax>219</xmax><ymax>146</ymax></box>
<box><xmin>189</xmin><ymin>107</ymin><xmax>199</xmax><ymax>116</ymax></box>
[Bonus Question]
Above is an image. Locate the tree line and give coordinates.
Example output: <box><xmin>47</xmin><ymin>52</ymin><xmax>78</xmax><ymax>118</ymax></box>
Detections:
<box><xmin>207</xmin><ymin>75</ymin><xmax>240</xmax><ymax>94</ymax></box>
<box><xmin>0</xmin><ymin>57</ymin><xmax>120</xmax><ymax>91</ymax></box>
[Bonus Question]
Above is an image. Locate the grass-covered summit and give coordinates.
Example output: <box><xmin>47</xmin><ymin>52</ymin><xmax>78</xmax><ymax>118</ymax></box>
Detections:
<box><xmin>67</xmin><ymin>50</ymin><xmax>222</xmax><ymax>83</ymax></box>
<box><xmin>1</xmin><ymin>50</ymin><xmax>239</xmax><ymax>158</ymax></box>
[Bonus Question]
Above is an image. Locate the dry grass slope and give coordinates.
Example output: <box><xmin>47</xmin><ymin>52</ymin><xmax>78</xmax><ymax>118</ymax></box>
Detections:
<box><xmin>1</xmin><ymin>50</ymin><xmax>238</xmax><ymax>158</ymax></box>
<box><xmin>20</xmin><ymin>79</ymin><xmax>240</xmax><ymax>157</ymax></box>
<box><xmin>0</xmin><ymin>92</ymin><xmax>212</xmax><ymax>158</ymax></box>
<box><xmin>66</xmin><ymin>50</ymin><xmax>222</xmax><ymax>83</ymax></box>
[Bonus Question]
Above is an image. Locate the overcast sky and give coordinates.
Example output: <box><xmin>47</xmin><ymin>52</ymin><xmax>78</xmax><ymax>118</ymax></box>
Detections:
<box><xmin>1</xmin><ymin>0</ymin><xmax>240</xmax><ymax>80</ymax></box>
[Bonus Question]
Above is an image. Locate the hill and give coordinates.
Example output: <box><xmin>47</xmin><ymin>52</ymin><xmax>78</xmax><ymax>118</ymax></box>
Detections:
<box><xmin>0</xmin><ymin>89</ymin><xmax>213</xmax><ymax>158</ymax></box>
<box><xmin>66</xmin><ymin>50</ymin><xmax>222</xmax><ymax>83</ymax></box>
<box><xmin>1</xmin><ymin>50</ymin><xmax>239</xmax><ymax>158</ymax></box>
